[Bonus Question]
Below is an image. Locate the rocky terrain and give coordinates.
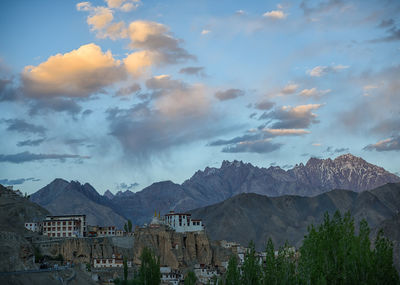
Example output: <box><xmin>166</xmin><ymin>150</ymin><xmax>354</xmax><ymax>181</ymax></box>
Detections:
<box><xmin>189</xmin><ymin>183</ymin><xmax>400</xmax><ymax>252</ymax></box>
<box><xmin>133</xmin><ymin>225</ymin><xmax>232</xmax><ymax>270</ymax></box>
<box><xmin>30</xmin><ymin>179</ymin><xmax>126</xmax><ymax>228</ymax></box>
<box><xmin>0</xmin><ymin>184</ymin><xmax>49</xmax><ymax>272</ymax></box>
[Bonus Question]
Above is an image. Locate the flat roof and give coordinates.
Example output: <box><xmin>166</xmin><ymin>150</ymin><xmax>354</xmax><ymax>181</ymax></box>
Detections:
<box><xmin>46</xmin><ymin>215</ymin><xmax>86</xmax><ymax>218</ymax></box>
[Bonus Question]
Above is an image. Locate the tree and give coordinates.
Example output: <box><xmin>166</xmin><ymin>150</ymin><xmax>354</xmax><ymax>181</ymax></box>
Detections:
<box><xmin>225</xmin><ymin>255</ymin><xmax>240</xmax><ymax>285</ymax></box>
<box><xmin>184</xmin><ymin>271</ymin><xmax>197</xmax><ymax>285</ymax></box>
<box><xmin>128</xmin><ymin>219</ymin><xmax>133</xmax><ymax>232</ymax></box>
<box><xmin>373</xmin><ymin>230</ymin><xmax>400</xmax><ymax>285</ymax></box>
<box><xmin>124</xmin><ymin>223</ymin><xmax>128</xmax><ymax>233</ymax></box>
<box><xmin>136</xmin><ymin>247</ymin><xmax>161</xmax><ymax>285</ymax></box>
<box><xmin>262</xmin><ymin>238</ymin><xmax>276</xmax><ymax>285</ymax></box>
<box><xmin>123</xmin><ymin>256</ymin><xmax>128</xmax><ymax>283</ymax></box>
<box><xmin>241</xmin><ymin>241</ymin><xmax>261</xmax><ymax>285</ymax></box>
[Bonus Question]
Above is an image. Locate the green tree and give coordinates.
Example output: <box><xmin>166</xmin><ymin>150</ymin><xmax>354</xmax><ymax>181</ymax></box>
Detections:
<box><xmin>128</xmin><ymin>219</ymin><xmax>133</xmax><ymax>232</ymax></box>
<box><xmin>124</xmin><ymin>223</ymin><xmax>128</xmax><ymax>233</ymax></box>
<box><xmin>241</xmin><ymin>241</ymin><xmax>261</xmax><ymax>285</ymax></box>
<box><xmin>123</xmin><ymin>256</ymin><xmax>128</xmax><ymax>283</ymax></box>
<box><xmin>225</xmin><ymin>255</ymin><xmax>240</xmax><ymax>285</ymax></box>
<box><xmin>262</xmin><ymin>238</ymin><xmax>276</xmax><ymax>285</ymax></box>
<box><xmin>372</xmin><ymin>230</ymin><xmax>400</xmax><ymax>285</ymax></box>
<box><xmin>184</xmin><ymin>271</ymin><xmax>197</xmax><ymax>285</ymax></box>
<box><xmin>136</xmin><ymin>247</ymin><xmax>161</xmax><ymax>285</ymax></box>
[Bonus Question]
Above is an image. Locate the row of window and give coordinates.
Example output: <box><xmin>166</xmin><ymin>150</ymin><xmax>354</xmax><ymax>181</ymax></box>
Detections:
<box><xmin>43</xmin><ymin>227</ymin><xmax>79</xmax><ymax>232</ymax></box>
<box><xmin>47</xmin><ymin>232</ymin><xmax>74</xmax><ymax>237</ymax></box>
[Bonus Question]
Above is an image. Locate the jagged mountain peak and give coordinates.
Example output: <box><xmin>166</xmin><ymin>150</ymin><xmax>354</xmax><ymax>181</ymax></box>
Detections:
<box><xmin>103</xmin><ymin>189</ymin><xmax>114</xmax><ymax>199</ymax></box>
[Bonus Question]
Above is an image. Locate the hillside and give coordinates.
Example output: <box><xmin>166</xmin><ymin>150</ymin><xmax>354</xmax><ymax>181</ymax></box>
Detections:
<box><xmin>190</xmin><ymin>183</ymin><xmax>400</xmax><ymax>251</ymax></box>
<box><xmin>30</xmin><ymin>179</ymin><xmax>126</xmax><ymax>228</ymax></box>
<box><xmin>0</xmin><ymin>184</ymin><xmax>49</xmax><ymax>271</ymax></box>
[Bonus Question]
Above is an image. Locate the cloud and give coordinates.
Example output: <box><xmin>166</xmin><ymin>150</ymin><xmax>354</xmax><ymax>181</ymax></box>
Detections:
<box><xmin>221</xmin><ymin>138</ymin><xmax>282</xmax><ymax>153</ymax></box>
<box><xmin>116</xmin><ymin>182</ymin><xmax>139</xmax><ymax>191</ymax></box>
<box><xmin>201</xmin><ymin>29</ymin><xmax>211</xmax><ymax>35</ymax></box>
<box><xmin>259</xmin><ymin>104</ymin><xmax>323</xmax><ymax>129</ymax></box>
<box><xmin>339</xmin><ymin>65</ymin><xmax>400</xmax><ymax>136</ymax></box>
<box><xmin>179</xmin><ymin>66</ymin><xmax>206</xmax><ymax>77</ymax></box>
<box><xmin>281</xmin><ymin>83</ymin><xmax>299</xmax><ymax>95</ymax></box>
<box><xmin>312</xmin><ymin>143</ymin><xmax>322</xmax><ymax>146</ymax></box>
<box><xmin>299</xmin><ymin>87</ymin><xmax>331</xmax><ymax>97</ymax></box>
<box><xmin>308</xmin><ymin>65</ymin><xmax>349</xmax><ymax>77</ymax></box>
<box><xmin>370</xmin><ymin>26</ymin><xmax>400</xmax><ymax>43</ymax></box>
<box><xmin>325</xmin><ymin>146</ymin><xmax>349</xmax><ymax>154</ymax></box>
<box><xmin>0</xmin><ymin>177</ymin><xmax>40</xmax><ymax>185</ymax></box>
<box><xmin>263</xmin><ymin>128</ymin><xmax>310</xmax><ymax>136</ymax></box>
<box><xmin>364</xmin><ymin>136</ymin><xmax>400</xmax><ymax>152</ymax></box>
<box><xmin>28</xmin><ymin>98</ymin><xmax>83</xmax><ymax>116</ymax></box>
<box><xmin>115</xmin><ymin>83</ymin><xmax>141</xmax><ymax>96</ymax></box>
<box><xmin>378</xmin><ymin>19</ymin><xmax>395</xmax><ymax>28</ymax></box>
<box><xmin>263</xmin><ymin>10</ymin><xmax>287</xmax><ymax>19</ymax></box>
<box><xmin>22</xmin><ymin>43</ymin><xmax>125</xmax><ymax>98</ymax></box>
<box><xmin>106</xmin><ymin>77</ymin><xmax>221</xmax><ymax>158</ymax></box>
<box><xmin>215</xmin><ymin>88</ymin><xmax>245</xmax><ymax>101</ymax></box>
<box><xmin>16</xmin><ymin>138</ymin><xmax>46</xmax><ymax>147</ymax></box>
<box><xmin>255</xmin><ymin>100</ymin><xmax>275</xmax><ymax>110</ymax></box>
<box><xmin>128</xmin><ymin>21</ymin><xmax>195</xmax><ymax>63</ymax></box>
<box><xmin>87</xmin><ymin>7</ymin><xmax>114</xmax><ymax>31</ymax></box>
<box><xmin>105</xmin><ymin>0</ymin><xmax>140</xmax><ymax>11</ymax></box>
<box><xmin>300</xmin><ymin>0</ymin><xmax>347</xmax><ymax>16</ymax></box>
<box><xmin>0</xmin><ymin>151</ymin><xmax>90</xmax><ymax>163</ymax></box>
<box><xmin>236</xmin><ymin>10</ymin><xmax>246</xmax><ymax>15</ymax></box>
<box><xmin>2</xmin><ymin>119</ymin><xmax>46</xmax><ymax>135</ymax></box>
<box><xmin>76</xmin><ymin>2</ymin><xmax>91</xmax><ymax>11</ymax></box>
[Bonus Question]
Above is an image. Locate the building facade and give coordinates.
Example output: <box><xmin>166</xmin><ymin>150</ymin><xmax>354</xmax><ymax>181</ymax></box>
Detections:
<box><xmin>24</xmin><ymin>222</ymin><xmax>38</xmax><ymax>232</ymax></box>
<box><xmin>163</xmin><ymin>211</ymin><xmax>204</xmax><ymax>233</ymax></box>
<box><xmin>93</xmin><ymin>254</ymin><xmax>132</xmax><ymax>268</ymax></box>
<box><xmin>42</xmin><ymin>215</ymin><xmax>86</xmax><ymax>238</ymax></box>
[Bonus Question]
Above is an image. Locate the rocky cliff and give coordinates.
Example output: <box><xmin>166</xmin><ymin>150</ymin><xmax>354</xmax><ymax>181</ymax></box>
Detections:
<box><xmin>33</xmin><ymin>236</ymin><xmax>135</xmax><ymax>265</ymax></box>
<box><xmin>133</xmin><ymin>225</ymin><xmax>231</xmax><ymax>270</ymax></box>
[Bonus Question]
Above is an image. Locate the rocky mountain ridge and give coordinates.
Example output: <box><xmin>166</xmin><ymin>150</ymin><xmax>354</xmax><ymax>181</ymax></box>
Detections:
<box><xmin>31</xmin><ymin>154</ymin><xmax>399</xmax><ymax>227</ymax></box>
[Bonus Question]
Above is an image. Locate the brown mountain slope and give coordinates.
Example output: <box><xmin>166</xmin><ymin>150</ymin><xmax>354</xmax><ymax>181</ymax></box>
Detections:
<box><xmin>190</xmin><ymin>183</ymin><xmax>400</xmax><ymax>251</ymax></box>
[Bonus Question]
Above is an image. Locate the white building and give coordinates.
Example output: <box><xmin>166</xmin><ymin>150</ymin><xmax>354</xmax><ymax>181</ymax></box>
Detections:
<box><xmin>96</xmin><ymin>226</ymin><xmax>116</xmax><ymax>237</ymax></box>
<box><xmin>93</xmin><ymin>254</ymin><xmax>132</xmax><ymax>268</ymax></box>
<box><xmin>24</xmin><ymin>222</ymin><xmax>38</xmax><ymax>232</ymax></box>
<box><xmin>42</xmin><ymin>215</ymin><xmax>87</xmax><ymax>238</ymax></box>
<box><xmin>160</xmin><ymin>267</ymin><xmax>183</xmax><ymax>285</ymax></box>
<box><xmin>162</xmin><ymin>211</ymin><xmax>204</xmax><ymax>233</ymax></box>
<box><xmin>194</xmin><ymin>264</ymin><xmax>219</xmax><ymax>284</ymax></box>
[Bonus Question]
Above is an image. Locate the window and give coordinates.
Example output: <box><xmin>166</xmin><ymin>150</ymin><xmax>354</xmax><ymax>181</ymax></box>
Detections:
<box><xmin>63</xmin><ymin>233</ymin><xmax>66</xmax><ymax>237</ymax></box>
<box><xmin>52</xmin><ymin>233</ymin><xmax>55</xmax><ymax>237</ymax></box>
<box><xmin>63</xmin><ymin>221</ymin><xmax>66</xmax><ymax>225</ymax></box>
<box><xmin>48</xmin><ymin>233</ymin><xmax>51</xmax><ymax>237</ymax></box>
<box><xmin>57</xmin><ymin>233</ymin><xmax>60</xmax><ymax>237</ymax></box>
<box><xmin>68</xmin><ymin>233</ymin><xmax>71</xmax><ymax>237</ymax></box>
<box><xmin>68</xmin><ymin>227</ymin><xmax>71</xmax><ymax>230</ymax></box>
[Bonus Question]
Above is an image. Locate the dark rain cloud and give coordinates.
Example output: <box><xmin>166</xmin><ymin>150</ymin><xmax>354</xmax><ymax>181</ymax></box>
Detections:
<box><xmin>215</xmin><ymin>89</ymin><xmax>245</xmax><ymax>101</ymax></box>
<box><xmin>0</xmin><ymin>151</ymin><xmax>90</xmax><ymax>163</ymax></box>
<box><xmin>179</xmin><ymin>66</ymin><xmax>206</xmax><ymax>77</ymax></box>
<box><xmin>17</xmin><ymin>138</ymin><xmax>46</xmax><ymax>147</ymax></box>
<box><xmin>2</xmin><ymin>119</ymin><xmax>47</xmax><ymax>135</ymax></box>
<box><xmin>254</xmin><ymin>100</ymin><xmax>275</xmax><ymax>110</ymax></box>
<box><xmin>0</xmin><ymin>177</ymin><xmax>40</xmax><ymax>185</ymax></box>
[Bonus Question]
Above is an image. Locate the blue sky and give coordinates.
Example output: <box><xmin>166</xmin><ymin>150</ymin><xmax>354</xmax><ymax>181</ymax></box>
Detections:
<box><xmin>0</xmin><ymin>0</ymin><xmax>399</xmax><ymax>194</ymax></box>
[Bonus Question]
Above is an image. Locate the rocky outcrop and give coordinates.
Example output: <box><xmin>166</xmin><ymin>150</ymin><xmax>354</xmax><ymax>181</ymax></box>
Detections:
<box><xmin>133</xmin><ymin>226</ymin><xmax>231</xmax><ymax>269</ymax></box>
<box><xmin>34</xmin><ymin>236</ymin><xmax>135</xmax><ymax>264</ymax></box>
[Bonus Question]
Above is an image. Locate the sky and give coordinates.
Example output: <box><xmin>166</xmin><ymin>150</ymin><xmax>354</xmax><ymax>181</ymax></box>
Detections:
<box><xmin>0</xmin><ymin>0</ymin><xmax>399</xmax><ymax>195</ymax></box>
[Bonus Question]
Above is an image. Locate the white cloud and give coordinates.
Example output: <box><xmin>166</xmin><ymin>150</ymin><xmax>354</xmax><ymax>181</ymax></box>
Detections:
<box><xmin>281</xmin><ymin>83</ymin><xmax>299</xmax><ymax>95</ymax></box>
<box><xmin>308</xmin><ymin>65</ymin><xmax>349</xmax><ymax>77</ymax></box>
<box><xmin>264</xmin><ymin>128</ymin><xmax>310</xmax><ymax>136</ymax></box>
<box><xmin>299</xmin><ymin>87</ymin><xmax>331</xmax><ymax>97</ymax></box>
<box><xmin>201</xmin><ymin>29</ymin><xmax>211</xmax><ymax>35</ymax></box>
<box><xmin>263</xmin><ymin>10</ymin><xmax>287</xmax><ymax>19</ymax></box>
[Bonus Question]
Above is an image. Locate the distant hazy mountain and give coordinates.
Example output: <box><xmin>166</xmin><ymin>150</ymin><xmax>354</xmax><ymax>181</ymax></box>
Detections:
<box><xmin>190</xmin><ymin>183</ymin><xmax>400</xmax><ymax>250</ymax></box>
<box><xmin>30</xmin><ymin>154</ymin><xmax>399</xmax><ymax>228</ymax></box>
<box><xmin>30</xmin><ymin>179</ymin><xmax>126</xmax><ymax>228</ymax></box>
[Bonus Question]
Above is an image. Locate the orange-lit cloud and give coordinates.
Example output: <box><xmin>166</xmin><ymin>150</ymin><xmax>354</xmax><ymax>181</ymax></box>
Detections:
<box><xmin>22</xmin><ymin>43</ymin><xmax>124</xmax><ymax>97</ymax></box>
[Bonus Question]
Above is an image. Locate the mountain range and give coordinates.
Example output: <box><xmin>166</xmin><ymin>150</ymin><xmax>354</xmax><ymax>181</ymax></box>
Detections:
<box><xmin>190</xmin><ymin>182</ymin><xmax>400</xmax><ymax>250</ymax></box>
<box><xmin>29</xmin><ymin>154</ymin><xmax>399</xmax><ymax>227</ymax></box>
